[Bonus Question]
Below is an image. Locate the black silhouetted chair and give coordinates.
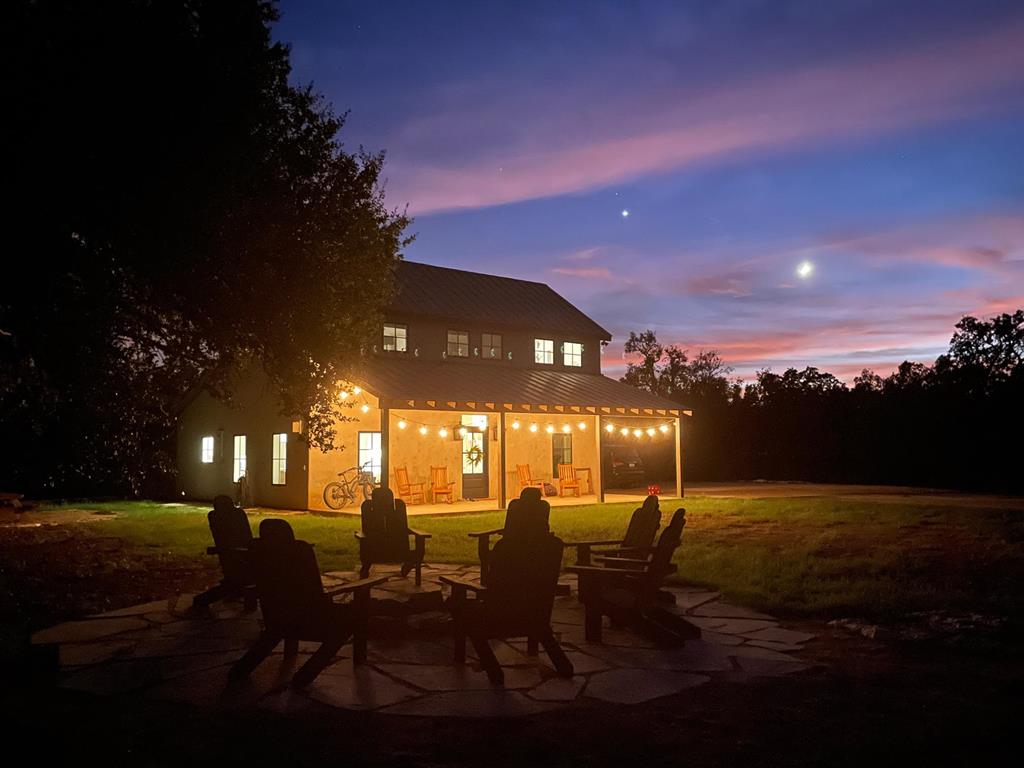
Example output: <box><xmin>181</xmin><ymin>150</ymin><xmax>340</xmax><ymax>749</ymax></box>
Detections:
<box><xmin>356</xmin><ymin>487</ymin><xmax>431</xmax><ymax>586</ymax></box>
<box><xmin>230</xmin><ymin>519</ymin><xmax>386</xmax><ymax>688</ymax></box>
<box><xmin>565</xmin><ymin>494</ymin><xmax>661</xmax><ymax>566</ymax></box>
<box><xmin>193</xmin><ymin>495</ymin><xmax>256</xmax><ymax>610</ymax></box>
<box><xmin>568</xmin><ymin>509</ymin><xmax>691</xmax><ymax>643</ymax></box>
<box><xmin>442</xmin><ymin>530</ymin><xmax>573</xmax><ymax>685</ymax></box>
<box><xmin>468</xmin><ymin>487</ymin><xmax>550</xmax><ymax>586</ymax></box>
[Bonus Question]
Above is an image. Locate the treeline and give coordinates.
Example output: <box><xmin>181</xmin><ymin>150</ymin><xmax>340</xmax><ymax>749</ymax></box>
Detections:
<box><xmin>621</xmin><ymin>311</ymin><xmax>1024</xmax><ymax>493</ymax></box>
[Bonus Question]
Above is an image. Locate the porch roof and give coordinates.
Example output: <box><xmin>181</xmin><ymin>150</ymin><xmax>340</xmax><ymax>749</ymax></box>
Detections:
<box><xmin>354</xmin><ymin>358</ymin><xmax>690</xmax><ymax>416</ymax></box>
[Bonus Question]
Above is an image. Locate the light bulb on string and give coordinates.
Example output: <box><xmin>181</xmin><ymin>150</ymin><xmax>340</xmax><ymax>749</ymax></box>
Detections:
<box><xmin>438</xmin><ymin>427</ymin><xmax>448</xmax><ymax>438</ymax></box>
<box><xmin>577</xmin><ymin>421</ymin><xmax>586</xmax><ymax>431</ymax></box>
<box><xmin>511</xmin><ymin>420</ymin><xmax>521</xmax><ymax>430</ymax></box>
<box><xmin>605</xmin><ymin>423</ymin><xmax>615</xmax><ymax>433</ymax></box>
<box><xmin>659</xmin><ymin>424</ymin><xmax>670</xmax><ymax>433</ymax></box>
<box><xmin>397</xmin><ymin>419</ymin><xmax>407</xmax><ymax>429</ymax></box>
<box><xmin>633</xmin><ymin>429</ymin><xmax>642</xmax><ymax>437</ymax></box>
<box><xmin>646</xmin><ymin>428</ymin><xmax>656</xmax><ymax>437</ymax></box>
<box><xmin>529</xmin><ymin>424</ymin><xmax>538</xmax><ymax>433</ymax></box>
<box><xmin>418</xmin><ymin>426</ymin><xmax>428</xmax><ymax>436</ymax></box>
<box><xmin>561</xmin><ymin>424</ymin><xmax>571</xmax><ymax>433</ymax></box>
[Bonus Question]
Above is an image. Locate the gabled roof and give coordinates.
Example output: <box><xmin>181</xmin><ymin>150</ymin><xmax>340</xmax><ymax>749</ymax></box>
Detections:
<box><xmin>355</xmin><ymin>357</ymin><xmax>688</xmax><ymax>414</ymax></box>
<box><xmin>389</xmin><ymin>261</ymin><xmax>612</xmax><ymax>340</ymax></box>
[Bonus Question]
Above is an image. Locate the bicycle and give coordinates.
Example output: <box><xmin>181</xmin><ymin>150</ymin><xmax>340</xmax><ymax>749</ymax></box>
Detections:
<box><xmin>322</xmin><ymin>464</ymin><xmax>377</xmax><ymax>510</ymax></box>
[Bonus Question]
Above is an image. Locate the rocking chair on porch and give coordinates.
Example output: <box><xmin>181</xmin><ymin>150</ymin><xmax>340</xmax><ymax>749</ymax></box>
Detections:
<box><xmin>394</xmin><ymin>466</ymin><xmax>426</xmax><ymax>505</ymax></box>
<box><xmin>430</xmin><ymin>465</ymin><xmax>456</xmax><ymax>504</ymax></box>
<box><xmin>516</xmin><ymin>464</ymin><xmax>546</xmax><ymax>494</ymax></box>
<box><xmin>557</xmin><ymin>463</ymin><xmax>581</xmax><ymax>497</ymax></box>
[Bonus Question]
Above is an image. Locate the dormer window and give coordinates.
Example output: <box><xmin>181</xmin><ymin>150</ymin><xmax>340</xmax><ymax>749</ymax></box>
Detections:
<box><xmin>447</xmin><ymin>330</ymin><xmax>469</xmax><ymax>358</ymax></box>
<box><xmin>482</xmin><ymin>333</ymin><xmax>502</xmax><ymax>360</ymax></box>
<box><xmin>562</xmin><ymin>341</ymin><xmax>583</xmax><ymax>367</ymax></box>
<box><xmin>534</xmin><ymin>338</ymin><xmax>554</xmax><ymax>365</ymax></box>
<box><xmin>383</xmin><ymin>323</ymin><xmax>407</xmax><ymax>352</ymax></box>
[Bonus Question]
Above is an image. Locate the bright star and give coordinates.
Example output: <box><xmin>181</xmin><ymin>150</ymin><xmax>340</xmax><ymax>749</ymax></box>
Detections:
<box><xmin>621</xmin><ymin>209</ymin><xmax>630</xmax><ymax>218</ymax></box>
<box><xmin>796</xmin><ymin>260</ymin><xmax>814</xmax><ymax>279</ymax></box>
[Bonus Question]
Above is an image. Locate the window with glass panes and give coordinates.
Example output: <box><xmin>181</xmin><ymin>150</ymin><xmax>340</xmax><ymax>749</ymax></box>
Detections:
<box><xmin>200</xmin><ymin>436</ymin><xmax>214</xmax><ymax>463</ymax></box>
<box><xmin>482</xmin><ymin>332</ymin><xmax>502</xmax><ymax>360</ymax></box>
<box><xmin>447</xmin><ymin>330</ymin><xmax>469</xmax><ymax>357</ymax></box>
<box><xmin>552</xmin><ymin>433</ymin><xmax>573</xmax><ymax>475</ymax></box>
<box><xmin>534</xmin><ymin>338</ymin><xmax>554</xmax><ymax>364</ymax></box>
<box><xmin>232</xmin><ymin>435</ymin><xmax>247</xmax><ymax>481</ymax></box>
<box><xmin>562</xmin><ymin>341</ymin><xmax>583</xmax><ymax>367</ymax></box>
<box><xmin>383</xmin><ymin>323</ymin><xmax>407</xmax><ymax>352</ymax></box>
<box><xmin>358</xmin><ymin>431</ymin><xmax>382</xmax><ymax>483</ymax></box>
<box><xmin>271</xmin><ymin>433</ymin><xmax>287</xmax><ymax>485</ymax></box>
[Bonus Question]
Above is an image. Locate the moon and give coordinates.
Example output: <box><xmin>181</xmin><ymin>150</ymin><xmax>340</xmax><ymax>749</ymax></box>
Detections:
<box><xmin>796</xmin><ymin>260</ymin><xmax>814</xmax><ymax>279</ymax></box>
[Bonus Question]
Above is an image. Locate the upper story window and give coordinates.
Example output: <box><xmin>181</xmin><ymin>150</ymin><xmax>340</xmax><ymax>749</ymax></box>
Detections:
<box><xmin>383</xmin><ymin>323</ymin><xmax>407</xmax><ymax>352</ymax></box>
<box><xmin>534</xmin><ymin>338</ymin><xmax>554</xmax><ymax>365</ymax></box>
<box><xmin>271</xmin><ymin>433</ymin><xmax>287</xmax><ymax>485</ymax></box>
<box><xmin>482</xmin><ymin>332</ymin><xmax>502</xmax><ymax>360</ymax></box>
<box><xmin>562</xmin><ymin>341</ymin><xmax>583</xmax><ymax>367</ymax></box>
<box><xmin>200</xmin><ymin>435</ymin><xmax>215</xmax><ymax>463</ymax></box>
<box><xmin>447</xmin><ymin>330</ymin><xmax>469</xmax><ymax>358</ymax></box>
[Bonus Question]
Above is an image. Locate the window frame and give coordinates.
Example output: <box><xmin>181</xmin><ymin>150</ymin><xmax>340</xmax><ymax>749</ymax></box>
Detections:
<box><xmin>358</xmin><ymin>431</ymin><xmax>382</xmax><ymax>484</ymax></box>
<box><xmin>200</xmin><ymin>435</ymin><xmax>215</xmax><ymax>464</ymax></box>
<box><xmin>447</xmin><ymin>329</ymin><xmax>470</xmax><ymax>358</ymax></box>
<box><xmin>383</xmin><ymin>322</ymin><xmax>408</xmax><ymax>353</ymax></box>
<box><xmin>551</xmin><ymin>433</ymin><xmax>573</xmax><ymax>476</ymax></box>
<box><xmin>534</xmin><ymin>338</ymin><xmax>554</xmax><ymax>365</ymax></box>
<box><xmin>562</xmin><ymin>341</ymin><xmax>583</xmax><ymax>367</ymax></box>
<box><xmin>232</xmin><ymin>435</ymin><xmax>247</xmax><ymax>482</ymax></box>
<box><xmin>482</xmin><ymin>332</ymin><xmax>503</xmax><ymax>360</ymax></box>
<box><xmin>271</xmin><ymin>432</ymin><xmax>287</xmax><ymax>486</ymax></box>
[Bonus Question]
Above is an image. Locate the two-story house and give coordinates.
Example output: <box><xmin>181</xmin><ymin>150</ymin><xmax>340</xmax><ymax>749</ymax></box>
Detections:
<box><xmin>176</xmin><ymin>261</ymin><xmax>688</xmax><ymax>510</ymax></box>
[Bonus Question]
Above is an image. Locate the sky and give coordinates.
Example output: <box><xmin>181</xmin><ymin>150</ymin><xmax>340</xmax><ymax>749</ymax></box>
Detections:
<box><xmin>275</xmin><ymin>0</ymin><xmax>1024</xmax><ymax>381</ymax></box>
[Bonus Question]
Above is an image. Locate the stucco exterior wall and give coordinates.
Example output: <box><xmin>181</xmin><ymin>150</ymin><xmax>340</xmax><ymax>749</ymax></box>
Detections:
<box><xmin>306</xmin><ymin>393</ymin><xmax>382</xmax><ymax>511</ymax></box>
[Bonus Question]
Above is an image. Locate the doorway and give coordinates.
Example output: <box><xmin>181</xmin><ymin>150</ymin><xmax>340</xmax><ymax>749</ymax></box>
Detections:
<box><xmin>460</xmin><ymin>414</ymin><xmax>489</xmax><ymax>500</ymax></box>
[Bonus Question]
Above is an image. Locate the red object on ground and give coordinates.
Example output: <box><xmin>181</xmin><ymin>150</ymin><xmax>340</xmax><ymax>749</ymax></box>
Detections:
<box><xmin>647</xmin><ymin>484</ymin><xmax>660</xmax><ymax>496</ymax></box>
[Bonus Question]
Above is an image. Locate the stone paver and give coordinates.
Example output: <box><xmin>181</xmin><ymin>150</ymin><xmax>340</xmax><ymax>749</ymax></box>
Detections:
<box><xmin>33</xmin><ymin>563</ymin><xmax>820</xmax><ymax>718</ymax></box>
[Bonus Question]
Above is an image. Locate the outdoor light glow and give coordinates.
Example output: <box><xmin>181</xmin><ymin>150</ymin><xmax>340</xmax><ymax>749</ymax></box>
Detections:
<box><xmin>546</xmin><ymin>424</ymin><xmax>555</xmax><ymax>434</ymax></box>
<box><xmin>605</xmin><ymin>423</ymin><xmax>615</xmax><ymax>433</ymax></box>
<box><xmin>529</xmin><ymin>423</ymin><xmax>538</xmax><ymax>433</ymax></box>
<box><xmin>419</xmin><ymin>426</ymin><xmax>428</xmax><ymax>435</ymax></box>
<box><xmin>458</xmin><ymin>427</ymin><xmax>468</xmax><ymax>438</ymax></box>
<box><xmin>339</xmin><ymin>391</ymin><xmax>349</xmax><ymax>400</ymax></box>
<box><xmin>659</xmin><ymin>424</ymin><xmax>670</xmax><ymax>433</ymax></box>
<box><xmin>439</xmin><ymin>427</ymin><xmax>448</xmax><ymax>438</ymax></box>
<box><xmin>633</xmin><ymin>429</ymin><xmax>643</xmax><ymax>437</ymax></box>
<box><xmin>397</xmin><ymin>420</ymin><xmax>407</xmax><ymax>430</ymax></box>
<box><xmin>796</xmin><ymin>260</ymin><xmax>814</xmax><ymax>279</ymax></box>
<box><xmin>561</xmin><ymin>424</ymin><xmax>571</xmax><ymax>433</ymax></box>
<box><xmin>620</xmin><ymin>427</ymin><xmax>630</xmax><ymax>436</ymax></box>
<box><xmin>646</xmin><ymin>428</ymin><xmax>656</xmax><ymax>436</ymax></box>
<box><xmin>577</xmin><ymin>421</ymin><xmax>587</xmax><ymax>430</ymax></box>
<box><xmin>511</xmin><ymin>420</ymin><xmax>520</xmax><ymax>430</ymax></box>
<box><xmin>360</xmin><ymin>403</ymin><xmax>370</xmax><ymax>413</ymax></box>
<box><xmin>352</xmin><ymin>386</ymin><xmax>362</xmax><ymax>395</ymax></box>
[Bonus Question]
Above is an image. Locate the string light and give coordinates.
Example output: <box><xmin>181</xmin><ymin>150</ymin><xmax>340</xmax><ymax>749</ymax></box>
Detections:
<box><xmin>632</xmin><ymin>429</ymin><xmax>642</xmax><ymax>437</ymax></box>
<box><xmin>397</xmin><ymin>420</ymin><xmax>407</xmax><ymax>430</ymax></box>
<box><xmin>545</xmin><ymin>424</ymin><xmax>555</xmax><ymax>434</ymax></box>
<box><xmin>529</xmin><ymin>424</ymin><xmax>538</xmax><ymax>433</ymax></box>
<box><xmin>352</xmin><ymin>386</ymin><xmax>362</xmax><ymax>395</ymax></box>
<box><xmin>646</xmin><ymin>427</ymin><xmax>656</xmax><ymax>436</ymax></box>
<box><xmin>360</xmin><ymin>403</ymin><xmax>370</xmax><ymax>413</ymax></box>
<box><xmin>338</xmin><ymin>391</ymin><xmax>349</xmax><ymax>400</ymax></box>
<box><xmin>561</xmin><ymin>424</ymin><xmax>571</xmax><ymax>433</ymax></box>
<box><xmin>577</xmin><ymin>421</ymin><xmax>587</xmax><ymax>431</ymax></box>
<box><xmin>438</xmin><ymin>427</ymin><xmax>448</xmax><ymax>438</ymax></box>
<box><xmin>620</xmin><ymin>427</ymin><xmax>630</xmax><ymax>436</ymax></box>
<box><xmin>418</xmin><ymin>426</ymin><xmax>428</xmax><ymax>435</ymax></box>
<box><xmin>605</xmin><ymin>423</ymin><xmax>615</xmax><ymax>433</ymax></box>
<box><xmin>659</xmin><ymin>424</ymin><xmax>670</xmax><ymax>433</ymax></box>
<box><xmin>511</xmin><ymin>420</ymin><xmax>521</xmax><ymax>430</ymax></box>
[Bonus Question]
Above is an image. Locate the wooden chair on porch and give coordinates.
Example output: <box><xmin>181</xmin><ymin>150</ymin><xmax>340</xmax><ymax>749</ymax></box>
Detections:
<box><xmin>442</xmin><ymin>526</ymin><xmax>573</xmax><ymax>685</ymax></box>
<box><xmin>356</xmin><ymin>487</ymin><xmax>431</xmax><ymax>585</ymax></box>
<box><xmin>468</xmin><ymin>487</ymin><xmax>550</xmax><ymax>586</ymax></box>
<box><xmin>516</xmin><ymin>464</ymin><xmax>546</xmax><ymax>494</ymax></box>
<box><xmin>430</xmin><ymin>465</ymin><xmax>456</xmax><ymax>504</ymax></box>
<box><xmin>394</xmin><ymin>465</ymin><xmax>426</xmax><ymax>505</ymax></box>
<box><xmin>193</xmin><ymin>495</ymin><xmax>257</xmax><ymax>611</ymax></box>
<box><xmin>230</xmin><ymin>518</ymin><xmax>387</xmax><ymax>688</ymax></box>
<box><xmin>557</xmin><ymin>463</ymin><xmax>581</xmax><ymax>497</ymax></box>
<box><xmin>565</xmin><ymin>494</ymin><xmax>661</xmax><ymax>566</ymax></box>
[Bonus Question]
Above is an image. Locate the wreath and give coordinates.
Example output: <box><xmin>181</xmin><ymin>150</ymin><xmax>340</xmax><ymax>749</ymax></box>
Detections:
<box><xmin>465</xmin><ymin>443</ymin><xmax>484</xmax><ymax>469</ymax></box>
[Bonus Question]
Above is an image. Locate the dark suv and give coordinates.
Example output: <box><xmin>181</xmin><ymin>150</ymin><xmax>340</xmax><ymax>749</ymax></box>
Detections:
<box><xmin>602</xmin><ymin>445</ymin><xmax>645</xmax><ymax>489</ymax></box>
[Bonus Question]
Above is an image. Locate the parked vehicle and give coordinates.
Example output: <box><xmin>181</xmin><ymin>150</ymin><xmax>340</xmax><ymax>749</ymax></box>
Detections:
<box><xmin>601</xmin><ymin>444</ymin><xmax>645</xmax><ymax>489</ymax></box>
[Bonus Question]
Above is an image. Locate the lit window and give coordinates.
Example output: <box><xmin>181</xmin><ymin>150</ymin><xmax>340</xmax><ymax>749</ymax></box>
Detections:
<box><xmin>552</xmin><ymin>433</ymin><xmax>573</xmax><ymax>476</ymax></box>
<box><xmin>383</xmin><ymin>323</ymin><xmax>407</xmax><ymax>352</ymax></box>
<box><xmin>447</xmin><ymin>330</ymin><xmax>469</xmax><ymax>358</ymax></box>
<box><xmin>482</xmin><ymin>332</ymin><xmax>503</xmax><ymax>360</ymax></box>
<box><xmin>358</xmin><ymin>431</ymin><xmax>382</xmax><ymax>483</ymax></box>
<box><xmin>232</xmin><ymin>435</ymin><xmax>247</xmax><ymax>482</ymax></box>
<box><xmin>200</xmin><ymin>436</ymin><xmax>215</xmax><ymax>463</ymax></box>
<box><xmin>271</xmin><ymin>433</ymin><xmax>287</xmax><ymax>485</ymax></box>
<box><xmin>535</xmin><ymin>338</ymin><xmax>554</xmax><ymax>364</ymax></box>
<box><xmin>563</xmin><ymin>341</ymin><xmax>583</xmax><ymax>367</ymax></box>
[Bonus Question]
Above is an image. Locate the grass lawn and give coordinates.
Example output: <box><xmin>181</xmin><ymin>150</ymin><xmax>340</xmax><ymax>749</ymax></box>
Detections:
<box><xmin>42</xmin><ymin>493</ymin><xmax>1024</xmax><ymax>621</ymax></box>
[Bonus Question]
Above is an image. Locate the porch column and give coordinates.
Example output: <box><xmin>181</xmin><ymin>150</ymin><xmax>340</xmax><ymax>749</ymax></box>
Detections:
<box><xmin>595</xmin><ymin>414</ymin><xmax>605</xmax><ymax>503</ymax></box>
<box><xmin>380</xmin><ymin>405</ymin><xmax>390</xmax><ymax>491</ymax></box>
<box><xmin>498</xmin><ymin>411</ymin><xmax>507</xmax><ymax>509</ymax></box>
<box><xmin>674</xmin><ymin>416</ymin><xmax>684</xmax><ymax>499</ymax></box>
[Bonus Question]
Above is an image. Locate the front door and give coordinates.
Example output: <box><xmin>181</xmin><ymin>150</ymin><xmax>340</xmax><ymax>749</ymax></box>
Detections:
<box><xmin>461</xmin><ymin>415</ymin><xmax>489</xmax><ymax>500</ymax></box>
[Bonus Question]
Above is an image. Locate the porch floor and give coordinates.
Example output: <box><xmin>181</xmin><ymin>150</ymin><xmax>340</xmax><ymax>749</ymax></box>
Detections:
<box><xmin>331</xmin><ymin>489</ymin><xmax>676</xmax><ymax>516</ymax></box>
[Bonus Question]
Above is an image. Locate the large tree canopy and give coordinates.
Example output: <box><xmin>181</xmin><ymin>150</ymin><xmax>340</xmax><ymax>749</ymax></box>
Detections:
<box><xmin>3</xmin><ymin>1</ymin><xmax>411</xmax><ymax>496</ymax></box>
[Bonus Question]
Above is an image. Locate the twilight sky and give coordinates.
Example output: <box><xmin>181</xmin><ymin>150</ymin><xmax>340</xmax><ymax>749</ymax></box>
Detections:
<box><xmin>275</xmin><ymin>0</ymin><xmax>1024</xmax><ymax>380</ymax></box>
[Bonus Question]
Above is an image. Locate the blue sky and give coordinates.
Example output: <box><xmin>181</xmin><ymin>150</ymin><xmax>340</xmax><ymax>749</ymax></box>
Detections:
<box><xmin>276</xmin><ymin>0</ymin><xmax>1024</xmax><ymax>379</ymax></box>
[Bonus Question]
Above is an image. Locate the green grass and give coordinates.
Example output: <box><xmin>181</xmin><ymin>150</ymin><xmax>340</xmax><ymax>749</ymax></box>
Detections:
<box><xmin>49</xmin><ymin>495</ymin><xmax>1024</xmax><ymax>621</ymax></box>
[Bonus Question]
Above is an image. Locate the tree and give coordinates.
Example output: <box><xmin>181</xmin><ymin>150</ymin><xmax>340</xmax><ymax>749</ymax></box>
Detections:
<box><xmin>3</xmin><ymin>1</ymin><xmax>411</xmax><ymax>496</ymax></box>
<box><xmin>621</xmin><ymin>330</ymin><xmax>664</xmax><ymax>394</ymax></box>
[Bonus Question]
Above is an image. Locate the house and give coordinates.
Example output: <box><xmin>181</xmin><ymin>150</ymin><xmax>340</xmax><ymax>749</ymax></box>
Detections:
<box><xmin>176</xmin><ymin>261</ymin><xmax>689</xmax><ymax>511</ymax></box>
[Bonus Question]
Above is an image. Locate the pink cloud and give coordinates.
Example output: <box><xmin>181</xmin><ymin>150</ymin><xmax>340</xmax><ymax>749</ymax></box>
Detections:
<box><xmin>550</xmin><ymin>266</ymin><xmax>616</xmax><ymax>280</ymax></box>
<box><xmin>390</xmin><ymin>23</ymin><xmax>1024</xmax><ymax>214</ymax></box>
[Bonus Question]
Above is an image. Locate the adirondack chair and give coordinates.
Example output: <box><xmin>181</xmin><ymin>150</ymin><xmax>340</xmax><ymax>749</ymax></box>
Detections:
<box><xmin>564</xmin><ymin>494</ymin><xmax>661</xmax><ymax>566</ymax></box>
<box><xmin>356</xmin><ymin>487</ymin><xmax>431</xmax><ymax>585</ymax></box>
<box><xmin>468</xmin><ymin>487</ymin><xmax>550</xmax><ymax>586</ymax></box>
<box><xmin>557</xmin><ymin>463</ymin><xmax>581</xmax><ymax>497</ymax></box>
<box><xmin>516</xmin><ymin>464</ymin><xmax>545</xmax><ymax>493</ymax></box>
<box><xmin>394</xmin><ymin>465</ymin><xmax>426</xmax><ymax>505</ymax></box>
<box><xmin>193</xmin><ymin>495</ymin><xmax>257</xmax><ymax>610</ymax></box>
<box><xmin>230</xmin><ymin>518</ymin><xmax>386</xmax><ymax>688</ymax></box>
<box><xmin>568</xmin><ymin>509</ymin><xmax>691</xmax><ymax>643</ymax></box>
<box><xmin>441</xmin><ymin>530</ymin><xmax>573</xmax><ymax>685</ymax></box>
<box><xmin>430</xmin><ymin>465</ymin><xmax>456</xmax><ymax>503</ymax></box>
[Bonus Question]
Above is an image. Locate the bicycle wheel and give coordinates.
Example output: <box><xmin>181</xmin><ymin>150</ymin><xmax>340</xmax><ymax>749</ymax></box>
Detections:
<box><xmin>322</xmin><ymin>481</ymin><xmax>348</xmax><ymax>510</ymax></box>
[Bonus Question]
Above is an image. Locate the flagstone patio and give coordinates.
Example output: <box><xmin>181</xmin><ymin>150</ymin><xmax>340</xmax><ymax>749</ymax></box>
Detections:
<box><xmin>31</xmin><ymin>564</ymin><xmax>820</xmax><ymax>718</ymax></box>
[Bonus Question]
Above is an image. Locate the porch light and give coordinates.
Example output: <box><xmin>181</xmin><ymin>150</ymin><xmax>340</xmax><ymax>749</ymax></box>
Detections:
<box><xmin>397</xmin><ymin>420</ymin><xmax>407</xmax><ymax>429</ymax></box>
<box><xmin>439</xmin><ymin>427</ymin><xmax>449</xmax><ymax>438</ymax></box>
<box><xmin>419</xmin><ymin>426</ymin><xmax>428</xmax><ymax>435</ymax></box>
<box><xmin>338</xmin><ymin>391</ymin><xmax>349</xmax><ymax>400</ymax></box>
<box><xmin>659</xmin><ymin>424</ymin><xmax>670</xmax><ymax>433</ymax></box>
<box><xmin>646</xmin><ymin>428</ymin><xmax>656</xmax><ymax>436</ymax></box>
<box><xmin>633</xmin><ymin>429</ymin><xmax>642</xmax><ymax>437</ymax></box>
<box><xmin>458</xmin><ymin>427</ymin><xmax>468</xmax><ymax>438</ymax></box>
<box><xmin>561</xmin><ymin>424</ymin><xmax>571</xmax><ymax>433</ymax></box>
<box><xmin>620</xmin><ymin>427</ymin><xmax>629</xmax><ymax>436</ymax></box>
<box><xmin>352</xmin><ymin>386</ymin><xmax>362</xmax><ymax>395</ymax></box>
<box><xmin>529</xmin><ymin>424</ymin><xmax>538</xmax><ymax>433</ymax></box>
<box><xmin>511</xmin><ymin>420</ymin><xmax>520</xmax><ymax>430</ymax></box>
<box><xmin>605</xmin><ymin>423</ymin><xmax>615</xmax><ymax>433</ymax></box>
<box><xmin>577</xmin><ymin>421</ymin><xmax>586</xmax><ymax>430</ymax></box>
<box><xmin>360</xmin><ymin>404</ymin><xmax>370</xmax><ymax>413</ymax></box>
<box><xmin>545</xmin><ymin>425</ymin><xmax>555</xmax><ymax>434</ymax></box>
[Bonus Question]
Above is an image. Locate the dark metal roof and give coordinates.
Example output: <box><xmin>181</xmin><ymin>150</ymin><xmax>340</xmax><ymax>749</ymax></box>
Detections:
<box><xmin>390</xmin><ymin>261</ymin><xmax>612</xmax><ymax>340</ymax></box>
<box><xmin>355</xmin><ymin>357</ymin><xmax>687</xmax><ymax>414</ymax></box>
